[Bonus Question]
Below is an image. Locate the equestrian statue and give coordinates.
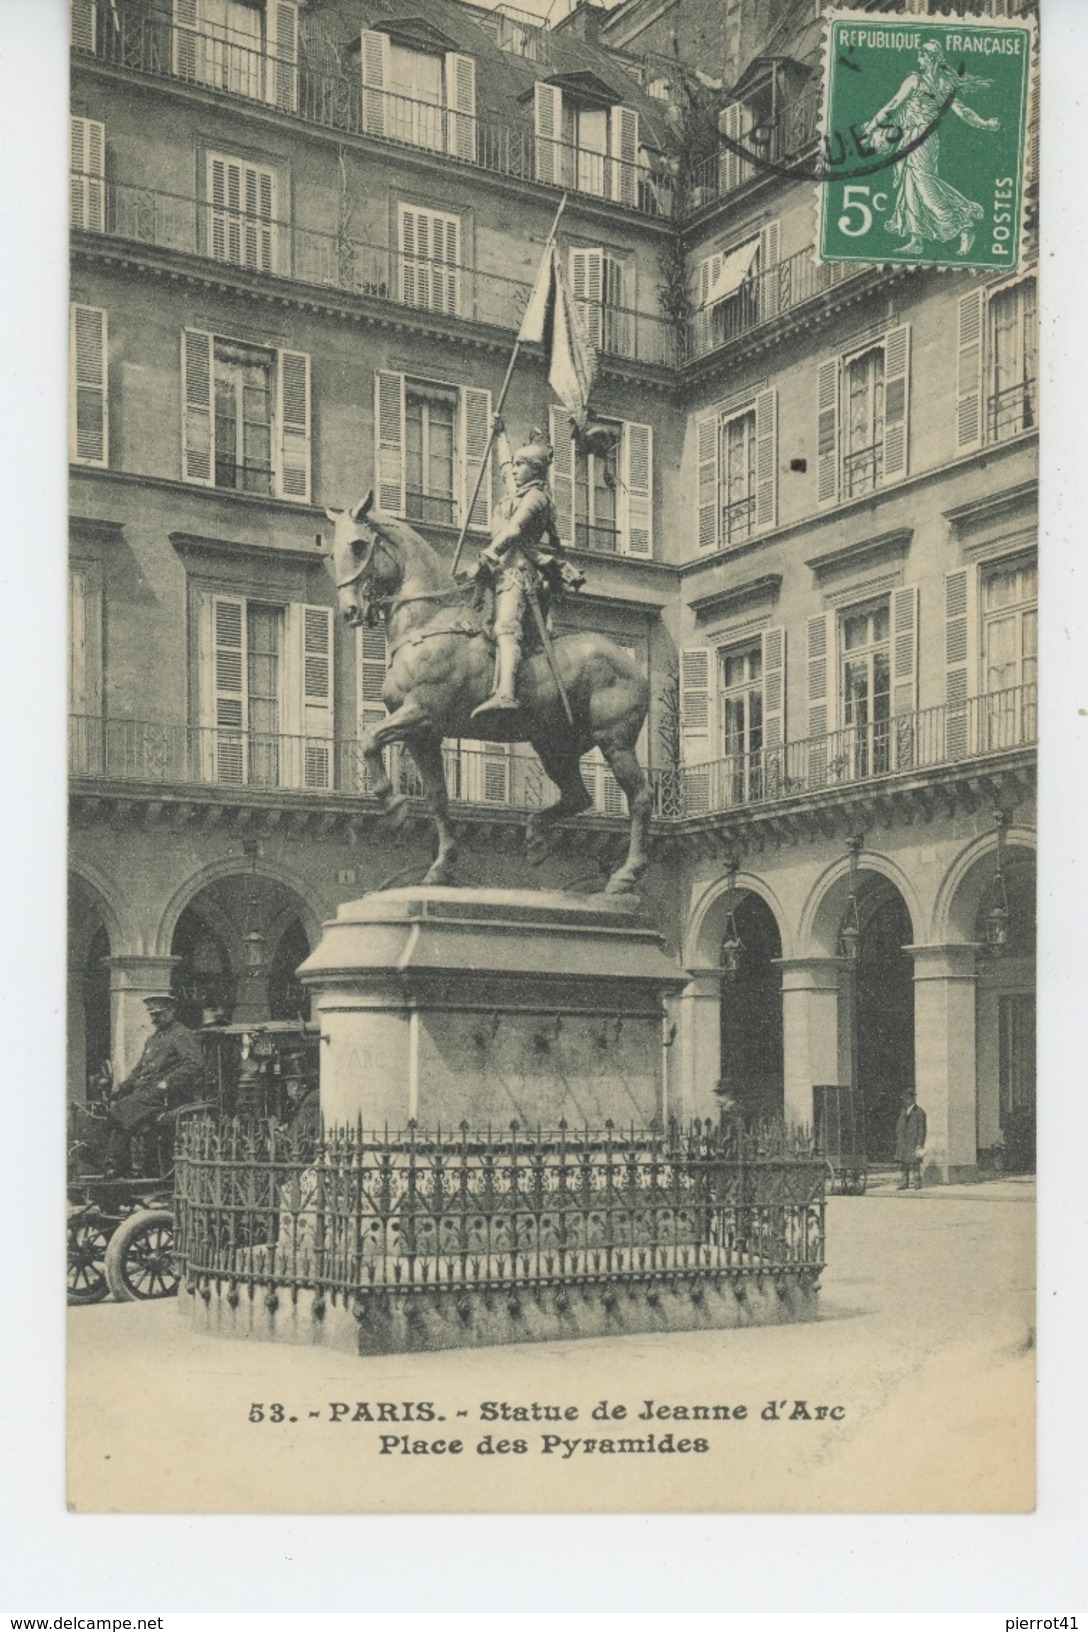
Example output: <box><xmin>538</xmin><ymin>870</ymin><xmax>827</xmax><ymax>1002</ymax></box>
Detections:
<box><xmin>320</xmin><ymin>415</ymin><xmax>652</xmax><ymax>895</ymax></box>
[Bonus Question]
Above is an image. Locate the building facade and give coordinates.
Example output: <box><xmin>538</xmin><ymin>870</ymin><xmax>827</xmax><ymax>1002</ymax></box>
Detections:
<box><xmin>69</xmin><ymin>0</ymin><xmax>1038</xmax><ymax>1180</ymax></box>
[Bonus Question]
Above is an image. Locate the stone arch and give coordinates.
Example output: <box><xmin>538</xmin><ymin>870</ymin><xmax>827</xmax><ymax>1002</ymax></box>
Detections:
<box><xmin>931</xmin><ymin>825</ymin><xmax>1037</xmax><ymax>945</ymax></box>
<box><xmin>800</xmin><ymin>847</ymin><xmax>923</xmax><ymax>958</ymax></box>
<box><xmin>68</xmin><ymin>861</ymin><xmax>134</xmax><ymax>957</ymax></box>
<box><xmin>153</xmin><ymin>855</ymin><xmax>325</xmax><ymax>959</ymax></box>
<box><xmin>685</xmin><ymin>870</ymin><xmax>792</xmax><ymax>969</ymax></box>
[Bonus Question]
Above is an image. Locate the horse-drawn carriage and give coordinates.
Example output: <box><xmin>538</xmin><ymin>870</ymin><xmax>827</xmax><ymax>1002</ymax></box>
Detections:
<box><xmin>67</xmin><ymin>1021</ymin><xmax>319</xmax><ymax>1304</ymax></box>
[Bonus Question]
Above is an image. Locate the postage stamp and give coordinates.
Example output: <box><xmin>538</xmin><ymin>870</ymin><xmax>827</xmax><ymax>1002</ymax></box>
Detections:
<box><xmin>817</xmin><ymin>10</ymin><xmax>1034</xmax><ymax>273</ymax></box>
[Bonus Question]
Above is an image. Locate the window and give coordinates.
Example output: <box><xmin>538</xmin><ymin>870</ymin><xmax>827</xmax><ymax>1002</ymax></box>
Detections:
<box><xmin>534</xmin><ymin>83</ymin><xmax>640</xmax><ymax>206</ymax></box>
<box><xmin>680</xmin><ymin>626</ymin><xmax>785</xmax><ymax>811</ymax></box>
<box><xmin>374</xmin><ymin>371</ymin><xmax>492</xmax><ymax>530</ymax></box>
<box><xmin>70</xmin><ymin>563</ymin><xmax>104</xmax><ymax>774</ymax></box>
<box><xmin>817</xmin><ymin>325</ymin><xmax>910</xmax><ymax>505</ymax></box>
<box><xmin>551</xmin><ymin>410</ymin><xmax>653</xmax><ymax>558</ymax></box>
<box><xmin>199</xmin><ymin>594</ymin><xmax>333</xmax><ymax>788</ymax></box>
<box><xmin>696</xmin><ymin>390</ymin><xmax>777</xmax><ymax>549</ymax></box>
<box><xmin>70</xmin><ymin>305</ymin><xmax>108</xmax><ymax>467</ymax></box>
<box><xmin>982</xmin><ymin>558</ymin><xmax>1037</xmax><ymax>748</ymax></box>
<box><xmin>361</xmin><ymin>31</ymin><xmax>477</xmax><ymax>161</ymax></box>
<box><xmin>206</xmin><ymin>152</ymin><xmax>277</xmax><ymax>272</ymax></box>
<box><xmin>569</xmin><ymin>247</ymin><xmax>628</xmax><ymax>355</ymax></box>
<box><xmin>173</xmin><ymin>0</ymin><xmax>299</xmax><ymax>112</ymax></box>
<box><xmin>840</xmin><ymin>601</ymin><xmax>892</xmax><ymax>778</ymax></box>
<box><xmin>182</xmin><ymin>331</ymin><xmax>311</xmax><ymax>501</ymax></box>
<box><xmin>807</xmin><ymin>589</ymin><xmax>917</xmax><ymax>784</ymax></box>
<box><xmin>71</xmin><ymin>117</ymin><xmax>104</xmax><ymax>232</ymax></box>
<box><xmin>957</xmin><ymin>277</ymin><xmax>1038</xmax><ymax>452</ymax></box>
<box><xmin>720</xmin><ymin>644</ymin><xmax>764</xmax><ymax>803</ymax></box>
<box><xmin>398</xmin><ymin>204</ymin><xmax>461</xmax><ymax>316</ymax></box>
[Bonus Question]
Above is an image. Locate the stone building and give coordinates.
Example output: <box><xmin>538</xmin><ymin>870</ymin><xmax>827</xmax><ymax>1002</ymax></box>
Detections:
<box><xmin>69</xmin><ymin>0</ymin><xmax>1038</xmax><ymax>1179</ymax></box>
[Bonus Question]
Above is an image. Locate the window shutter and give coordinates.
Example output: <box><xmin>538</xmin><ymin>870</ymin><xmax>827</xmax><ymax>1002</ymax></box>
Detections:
<box><xmin>70</xmin><ymin>117</ymin><xmax>105</xmax><ymax>232</ymax></box>
<box><xmin>719</xmin><ymin>101</ymin><xmax>747</xmax><ymax>193</ymax></box>
<box><xmin>753</xmin><ymin>387</ymin><xmax>778</xmax><ymax>533</ymax></box>
<box><xmin>461</xmin><ymin>386</ymin><xmax>493</xmax><ymax>532</ymax></box>
<box><xmin>883</xmin><ymin>323</ymin><xmax>911</xmax><ymax>480</ymax></box>
<box><xmin>361</xmin><ymin>29</ymin><xmax>390</xmax><ymax>137</ymax></box>
<box><xmin>570</xmin><ymin>247</ymin><xmax>604</xmax><ymax>349</ymax></box>
<box><xmin>266</xmin><ymin>1</ymin><xmax>299</xmax><ymax>112</ymax></box>
<box><xmin>806</xmin><ymin>611</ymin><xmax>833</xmax><ymax>785</ymax></box>
<box><xmin>891</xmin><ymin>584</ymin><xmax>918</xmax><ymax>716</ymax></box>
<box><xmin>200</xmin><ymin>593</ymin><xmax>247</xmax><ymax>784</ymax></box>
<box><xmin>375</xmin><ymin>370</ymin><xmax>406</xmax><ymax>514</ymax></box>
<box><xmin>69</xmin><ymin>567</ymin><xmax>89</xmax><ymax>715</ymax></box>
<box><xmin>956</xmin><ymin>288</ymin><xmax>985</xmax><ymax>452</ymax></box>
<box><xmin>72</xmin><ymin>0</ymin><xmax>96</xmax><ymax>52</ymax></box>
<box><xmin>534</xmin><ymin>82</ymin><xmax>563</xmax><ymax>186</ymax></box>
<box><xmin>758</xmin><ymin>218</ymin><xmax>780</xmax><ymax>319</ymax></box>
<box><xmin>357</xmin><ymin>624</ymin><xmax>389</xmax><ymax>733</ymax></box>
<box><xmin>173</xmin><ymin>0</ymin><xmax>199</xmax><ymax>80</ymax></box>
<box><xmin>609</xmin><ymin>105</ymin><xmax>639</xmax><ymax>206</ymax></box>
<box><xmin>549</xmin><ymin>406</ymin><xmax>574</xmax><ymax>547</ymax></box>
<box><xmin>285</xmin><ymin>603</ymin><xmax>334</xmax><ymax>789</ymax></box>
<box><xmin>70</xmin><ymin>304</ymin><xmax>108</xmax><ymax>467</ymax></box>
<box><xmin>945</xmin><ymin>568</ymin><xmax>978</xmax><ymax>760</ymax></box>
<box><xmin>276</xmin><ymin>349</ymin><xmax>311</xmax><ymax>502</ymax></box>
<box><xmin>816</xmin><ymin>356</ymin><xmax>840</xmax><ymax>506</ymax></box>
<box><xmin>680</xmin><ymin>647</ymin><xmax>710</xmax><ymax>762</ymax></box>
<box><xmin>620</xmin><ymin>421</ymin><xmax>653</xmax><ymax>557</ymax></box>
<box><xmin>444</xmin><ymin>52</ymin><xmax>477</xmax><ymax>162</ymax></box>
<box><xmin>696</xmin><ymin>412</ymin><xmax>719</xmax><ymax>550</ymax></box>
<box><xmin>761</xmin><ymin>626</ymin><xmax>786</xmax><ymax>751</ymax></box>
<box><xmin>207</xmin><ymin>155</ymin><xmax>276</xmax><ymax>271</ymax></box>
<box><xmin>181</xmin><ymin>328</ymin><xmax>214</xmax><ymax>485</ymax></box>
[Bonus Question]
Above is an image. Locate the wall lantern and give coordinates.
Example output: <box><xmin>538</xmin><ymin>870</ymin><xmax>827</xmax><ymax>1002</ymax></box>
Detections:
<box><xmin>985</xmin><ymin>811</ymin><xmax>1011</xmax><ymax>953</ymax></box>
<box><xmin>241</xmin><ymin>840</ymin><xmax>266</xmax><ymax>977</ymax></box>
<box><xmin>721</xmin><ymin>858</ymin><xmax>744</xmax><ymax>978</ymax></box>
<box><xmin>839</xmin><ymin>835</ymin><xmax>864</xmax><ymax>963</ymax></box>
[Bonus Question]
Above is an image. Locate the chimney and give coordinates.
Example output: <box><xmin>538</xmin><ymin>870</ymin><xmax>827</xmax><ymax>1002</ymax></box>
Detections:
<box><xmin>557</xmin><ymin>1</ymin><xmax>608</xmax><ymax>46</ymax></box>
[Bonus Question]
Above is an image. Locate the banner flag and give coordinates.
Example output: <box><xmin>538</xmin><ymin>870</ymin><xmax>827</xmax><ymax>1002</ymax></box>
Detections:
<box><xmin>518</xmin><ymin>242</ymin><xmax>597</xmax><ymax>433</ymax></box>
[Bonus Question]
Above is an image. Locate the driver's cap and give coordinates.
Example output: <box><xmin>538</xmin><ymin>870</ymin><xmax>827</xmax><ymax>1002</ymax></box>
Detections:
<box><xmin>143</xmin><ymin>991</ymin><xmax>176</xmax><ymax>1010</ymax></box>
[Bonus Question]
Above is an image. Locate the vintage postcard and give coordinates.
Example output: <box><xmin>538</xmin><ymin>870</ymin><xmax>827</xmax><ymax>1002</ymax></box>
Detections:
<box><xmin>66</xmin><ymin>0</ymin><xmax>1038</xmax><ymax>1517</ymax></box>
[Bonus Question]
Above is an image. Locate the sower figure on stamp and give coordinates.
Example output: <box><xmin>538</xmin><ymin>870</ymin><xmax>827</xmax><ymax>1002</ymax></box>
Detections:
<box><xmin>469</xmin><ymin>414</ymin><xmax>584</xmax><ymax>718</ymax></box>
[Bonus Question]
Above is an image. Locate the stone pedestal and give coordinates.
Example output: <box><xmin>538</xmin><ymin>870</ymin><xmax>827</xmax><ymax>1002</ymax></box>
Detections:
<box><xmin>909</xmin><ymin>943</ymin><xmax>980</xmax><ymax>1183</ymax></box>
<box><xmin>298</xmin><ymin>887</ymin><xmax>689</xmax><ymax>1132</ymax></box>
<box><xmin>778</xmin><ymin>958</ymin><xmax>846</xmax><ymax>1131</ymax></box>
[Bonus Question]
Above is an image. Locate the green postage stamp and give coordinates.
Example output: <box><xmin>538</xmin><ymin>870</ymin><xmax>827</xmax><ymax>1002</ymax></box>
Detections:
<box><xmin>817</xmin><ymin>11</ymin><xmax>1034</xmax><ymax>273</ymax></box>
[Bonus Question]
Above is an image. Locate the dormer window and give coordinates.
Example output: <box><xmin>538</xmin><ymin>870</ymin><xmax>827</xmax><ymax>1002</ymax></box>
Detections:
<box><xmin>172</xmin><ymin>0</ymin><xmax>298</xmax><ymax>113</ymax></box>
<box><xmin>533</xmin><ymin>77</ymin><xmax>640</xmax><ymax>206</ymax></box>
<box><xmin>361</xmin><ymin>27</ymin><xmax>477</xmax><ymax>161</ymax></box>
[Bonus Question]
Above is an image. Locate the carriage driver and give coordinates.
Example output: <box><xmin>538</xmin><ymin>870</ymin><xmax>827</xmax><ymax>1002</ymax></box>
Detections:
<box><xmin>102</xmin><ymin>992</ymin><xmax>205</xmax><ymax>1176</ymax></box>
<box><xmin>470</xmin><ymin>415</ymin><xmax>584</xmax><ymax>717</ymax></box>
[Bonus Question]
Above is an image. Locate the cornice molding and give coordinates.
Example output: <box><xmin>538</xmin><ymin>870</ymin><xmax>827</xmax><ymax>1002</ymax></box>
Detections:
<box><xmin>690</xmin><ymin>573</ymin><xmax>782</xmax><ymax>624</ymax></box>
<box><xmin>943</xmin><ymin>478</ymin><xmax>1039</xmax><ymax>537</ymax></box>
<box><xmin>170</xmin><ymin>532</ymin><xmax>322</xmax><ymax>569</ymax></box>
<box><xmin>69</xmin><ymin>516</ymin><xmax>125</xmax><ymax>545</ymax></box>
<box><xmin>805</xmin><ymin>528</ymin><xmax>913</xmax><ymax>583</ymax></box>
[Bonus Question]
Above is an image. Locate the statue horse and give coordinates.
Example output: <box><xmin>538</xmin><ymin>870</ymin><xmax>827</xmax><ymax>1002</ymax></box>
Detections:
<box><xmin>320</xmin><ymin>495</ymin><xmax>652</xmax><ymax>894</ymax></box>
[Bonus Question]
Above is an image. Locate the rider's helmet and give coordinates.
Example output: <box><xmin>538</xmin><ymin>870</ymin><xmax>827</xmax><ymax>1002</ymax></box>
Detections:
<box><xmin>513</xmin><ymin>428</ymin><xmax>553</xmax><ymax>482</ymax></box>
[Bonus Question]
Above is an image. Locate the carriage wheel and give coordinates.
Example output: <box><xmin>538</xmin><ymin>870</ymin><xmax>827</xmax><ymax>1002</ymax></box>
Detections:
<box><xmin>104</xmin><ymin>1209</ymin><xmax>179</xmax><ymax>1302</ymax></box>
<box><xmin>68</xmin><ymin>1216</ymin><xmax>111</xmax><ymax>1304</ymax></box>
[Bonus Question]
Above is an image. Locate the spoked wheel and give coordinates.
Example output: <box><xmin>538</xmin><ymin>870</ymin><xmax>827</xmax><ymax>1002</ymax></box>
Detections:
<box><xmin>104</xmin><ymin>1208</ymin><xmax>179</xmax><ymax>1301</ymax></box>
<box><xmin>68</xmin><ymin>1215</ymin><xmax>112</xmax><ymax>1304</ymax></box>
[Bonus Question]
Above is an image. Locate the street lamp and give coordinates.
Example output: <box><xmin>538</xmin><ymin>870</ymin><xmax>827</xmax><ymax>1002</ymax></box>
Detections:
<box><xmin>839</xmin><ymin>835</ymin><xmax>864</xmax><ymax>963</ymax></box>
<box><xmin>985</xmin><ymin>811</ymin><xmax>1011</xmax><ymax>953</ymax></box>
<box><xmin>241</xmin><ymin>840</ymin><xmax>266</xmax><ymax>977</ymax></box>
<box><xmin>720</xmin><ymin>858</ymin><xmax>744</xmax><ymax>978</ymax></box>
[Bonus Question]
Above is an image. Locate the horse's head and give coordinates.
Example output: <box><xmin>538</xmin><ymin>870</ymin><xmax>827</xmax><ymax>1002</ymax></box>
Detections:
<box><xmin>318</xmin><ymin>493</ymin><xmax>400</xmax><ymax>629</ymax></box>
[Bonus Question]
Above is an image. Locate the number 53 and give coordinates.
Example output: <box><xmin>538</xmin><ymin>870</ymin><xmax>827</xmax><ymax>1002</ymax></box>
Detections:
<box><xmin>837</xmin><ymin>185</ymin><xmax>888</xmax><ymax>236</ymax></box>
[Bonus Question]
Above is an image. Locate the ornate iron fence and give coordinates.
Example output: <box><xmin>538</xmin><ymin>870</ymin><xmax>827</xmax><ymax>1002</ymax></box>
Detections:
<box><xmin>175</xmin><ymin>1116</ymin><xmax>827</xmax><ymax>1303</ymax></box>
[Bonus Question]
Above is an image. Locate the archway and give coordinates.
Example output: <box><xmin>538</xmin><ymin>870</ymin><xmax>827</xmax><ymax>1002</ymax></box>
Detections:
<box><xmin>854</xmin><ymin>884</ymin><xmax>915</xmax><ymax>1163</ymax></box>
<box><xmin>167</xmin><ymin>872</ymin><xmax>315</xmax><ymax>1026</ymax></box>
<box><xmin>171</xmin><ymin>906</ymin><xmax>234</xmax><ymax>1030</ymax></box>
<box><xmin>68</xmin><ymin>876</ymin><xmax>116</xmax><ymax>1103</ymax></box>
<box><xmin>719</xmin><ymin>893</ymin><xmax>783</xmax><ymax>1122</ymax></box>
<box><xmin>267</xmin><ymin>918</ymin><xmax>312</xmax><ymax>1021</ymax></box>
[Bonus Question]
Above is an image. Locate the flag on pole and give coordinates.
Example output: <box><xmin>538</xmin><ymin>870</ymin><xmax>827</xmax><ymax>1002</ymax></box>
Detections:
<box><xmin>518</xmin><ymin>241</ymin><xmax>598</xmax><ymax>434</ymax></box>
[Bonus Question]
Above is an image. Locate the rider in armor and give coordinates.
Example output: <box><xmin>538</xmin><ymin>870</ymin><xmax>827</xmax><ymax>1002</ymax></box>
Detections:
<box><xmin>470</xmin><ymin>415</ymin><xmax>584</xmax><ymax>717</ymax></box>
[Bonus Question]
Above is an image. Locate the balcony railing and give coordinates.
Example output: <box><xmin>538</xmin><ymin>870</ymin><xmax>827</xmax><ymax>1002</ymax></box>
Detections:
<box><xmin>688</xmin><ymin>246</ymin><xmax>868</xmax><ymax>361</ymax></box>
<box><xmin>989</xmin><ymin>379</ymin><xmax>1037</xmax><ymax>444</ymax></box>
<box><xmin>74</xmin><ymin>2</ymin><xmax>671</xmax><ymax>218</ymax></box>
<box><xmin>688</xmin><ymin>82</ymin><xmax>821</xmax><ymax>210</ymax></box>
<box><xmin>74</xmin><ymin>176</ymin><xmax>677</xmax><ymax>365</ymax></box>
<box><xmin>71</xmin><ymin>686</ymin><xmax>1035</xmax><ymax>825</ymax></box>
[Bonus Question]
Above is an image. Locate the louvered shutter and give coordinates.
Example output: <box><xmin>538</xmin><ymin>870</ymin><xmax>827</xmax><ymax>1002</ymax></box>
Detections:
<box><xmin>71</xmin><ymin>0</ymin><xmax>96</xmax><ymax>52</ymax></box>
<box><xmin>70</xmin><ymin>567</ymin><xmax>89</xmax><ymax>717</ymax></box>
<box><xmin>461</xmin><ymin>386</ymin><xmax>493</xmax><ymax>532</ymax></box>
<box><xmin>945</xmin><ymin>568</ymin><xmax>978</xmax><ymax>760</ymax></box>
<box><xmin>357</xmin><ymin>625</ymin><xmax>388</xmax><ymax>733</ymax></box>
<box><xmin>753</xmin><ymin>388</ymin><xmax>777</xmax><ymax>533</ymax></box>
<box><xmin>266</xmin><ymin>1</ymin><xmax>299</xmax><ymax>112</ymax></box>
<box><xmin>890</xmin><ymin>584</ymin><xmax>918</xmax><ymax>771</ymax></box>
<box><xmin>549</xmin><ymin>406</ymin><xmax>574</xmax><ymax>546</ymax></box>
<box><xmin>570</xmin><ymin>248</ymin><xmax>604</xmax><ymax>349</ymax></box>
<box><xmin>285</xmin><ymin>603</ymin><xmax>334</xmax><ymax>788</ymax></box>
<box><xmin>696</xmin><ymin>413</ymin><xmax>719</xmax><ymax>550</ymax></box>
<box><xmin>70</xmin><ymin>117</ymin><xmax>105</xmax><ymax>232</ymax></box>
<box><xmin>956</xmin><ymin>288</ymin><xmax>985</xmax><ymax>452</ymax></box>
<box><xmin>200</xmin><ymin>594</ymin><xmax>247</xmax><ymax>784</ymax></box>
<box><xmin>173</xmin><ymin>0</ymin><xmax>199</xmax><ymax>80</ymax></box>
<box><xmin>719</xmin><ymin>101</ymin><xmax>746</xmax><ymax>194</ymax></box>
<box><xmin>399</xmin><ymin>205</ymin><xmax>420</xmax><ymax>307</ymax></box>
<box><xmin>445</xmin><ymin>52</ymin><xmax>477</xmax><ymax>162</ymax></box>
<box><xmin>207</xmin><ymin>155</ymin><xmax>275</xmax><ymax>271</ymax></box>
<box><xmin>883</xmin><ymin>323</ymin><xmax>911</xmax><ymax>480</ymax></box>
<box><xmin>375</xmin><ymin>371</ymin><xmax>406</xmax><ymax>514</ymax></box>
<box><xmin>816</xmin><ymin>356</ymin><xmax>840</xmax><ymax>505</ymax></box>
<box><xmin>70</xmin><ymin>305</ymin><xmax>108</xmax><ymax>467</ymax></box>
<box><xmin>806</xmin><ymin>612</ymin><xmax>833</xmax><ymax>786</ymax></box>
<box><xmin>361</xmin><ymin>29</ymin><xmax>389</xmax><ymax>137</ymax></box>
<box><xmin>681</xmin><ymin>647</ymin><xmax>710</xmax><ymax>814</ymax></box>
<box><xmin>609</xmin><ymin>105</ymin><xmax>639</xmax><ymax>206</ymax></box>
<box><xmin>534</xmin><ymin>82</ymin><xmax>563</xmax><ymax>186</ymax></box>
<box><xmin>758</xmin><ymin>218</ymin><xmax>781</xmax><ymax>320</ymax></box>
<box><xmin>761</xmin><ymin>624</ymin><xmax>786</xmax><ymax>761</ymax></box>
<box><xmin>433</xmin><ymin>211</ymin><xmax>460</xmax><ymax>315</ymax></box>
<box><xmin>276</xmin><ymin>349</ymin><xmax>311</xmax><ymax>502</ymax></box>
<box><xmin>620</xmin><ymin>421</ymin><xmax>652</xmax><ymax>557</ymax></box>
<box><xmin>181</xmin><ymin>328</ymin><xmax>214</xmax><ymax>485</ymax></box>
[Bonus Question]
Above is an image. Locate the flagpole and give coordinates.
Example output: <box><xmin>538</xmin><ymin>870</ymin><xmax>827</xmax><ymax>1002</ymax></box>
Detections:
<box><xmin>449</xmin><ymin>192</ymin><xmax>568</xmax><ymax>578</ymax></box>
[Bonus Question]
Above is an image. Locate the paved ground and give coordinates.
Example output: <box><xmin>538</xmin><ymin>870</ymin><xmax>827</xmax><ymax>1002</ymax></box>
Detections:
<box><xmin>67</xmin><ymin>1176</ymin><xmax>1035</xmax><ymax>1514</ymax></box>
